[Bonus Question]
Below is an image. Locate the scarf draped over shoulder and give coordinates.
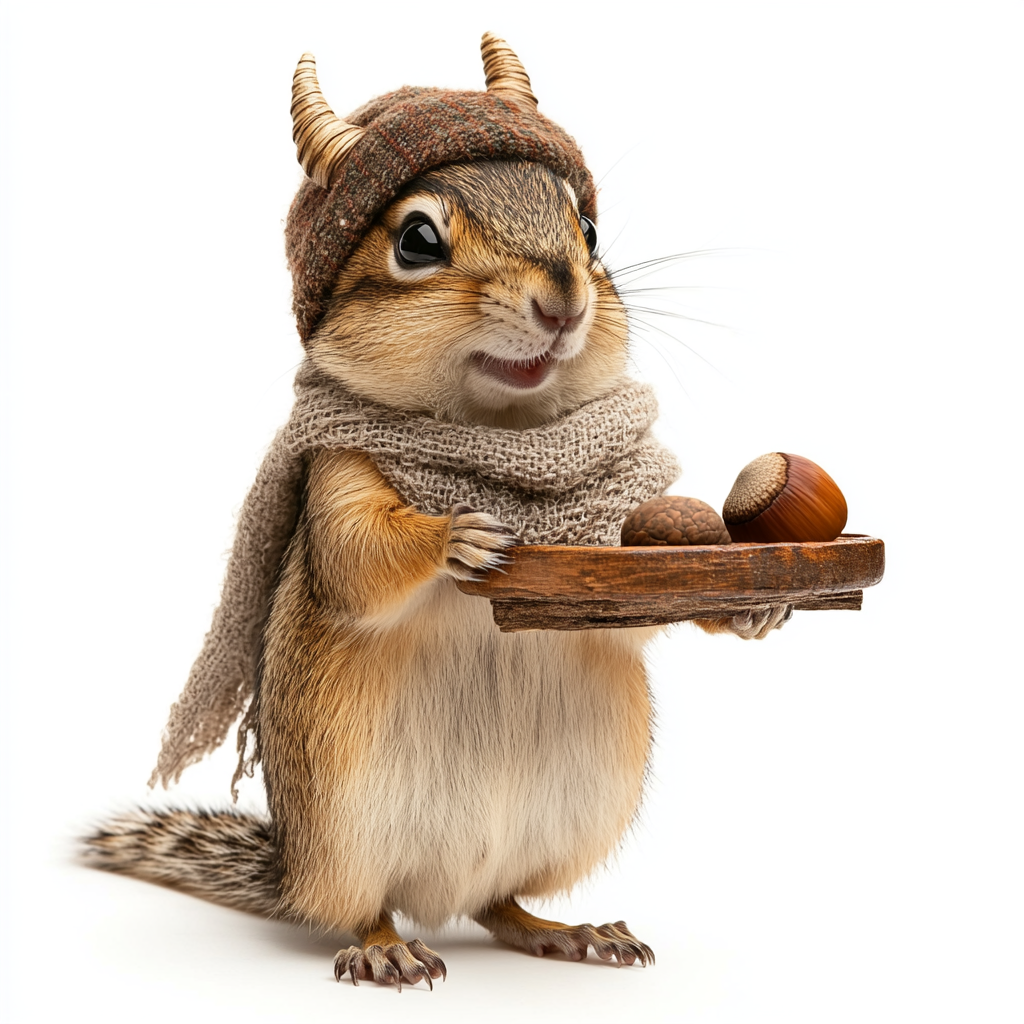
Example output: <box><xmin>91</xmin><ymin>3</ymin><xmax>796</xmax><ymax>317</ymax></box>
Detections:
<box><xmin>150</xmin><ymin>364</ymin><xmax>680</xmax><ymax>792</ymax></box>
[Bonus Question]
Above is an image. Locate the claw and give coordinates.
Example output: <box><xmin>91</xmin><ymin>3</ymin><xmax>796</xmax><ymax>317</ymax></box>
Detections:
<box><xmin>334</xmin><ymin>946</ymin><xmax>361</xmax><ymax>985</ymax></box>
<box><xmin>334</xmin><ymin>939</ymin><xmax>445</xmax><ymax>991</ymax></box>
<box><xmin>475</xmin><ymin>898</ymin><xmax>656</xmax><ymax>972</ymax></box>
<box><xmin>408</xmin><ymin>939</ymin><xmax>447</xmax><ymax>982</ymax></box>
<box><xmin>446</xmin><ymin>503</ymin><xmax>521</xmax><ymax>579</ymax></box>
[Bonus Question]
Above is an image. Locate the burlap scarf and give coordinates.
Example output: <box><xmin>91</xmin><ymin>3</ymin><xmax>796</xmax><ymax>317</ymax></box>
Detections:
<box><xmin>150</xmin><ymin>363</ymin><xmax>680</xmax><ymax>791</ymax></box>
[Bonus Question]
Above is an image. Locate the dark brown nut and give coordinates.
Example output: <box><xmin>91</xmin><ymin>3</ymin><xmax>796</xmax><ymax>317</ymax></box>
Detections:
<box><xmin>722</xmin><ymin>452</ymin><xmax>847</xmax><ymax>543</ymax></box>
<box><xmin>621</xmin><ymin>496</ymin><xmax>733</xmax><ymax>546</ymax></box>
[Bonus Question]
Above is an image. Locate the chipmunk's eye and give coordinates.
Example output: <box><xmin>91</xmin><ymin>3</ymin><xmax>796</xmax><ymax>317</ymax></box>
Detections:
<box><xmin>579</xmin><ymin>215</ymin><xmax>598</xmax><ymax>255</ymax></box>
<box><xmin>397</xmin><ymin>218</ymin><xmax>446</xmax><ymax>265</ymax></box>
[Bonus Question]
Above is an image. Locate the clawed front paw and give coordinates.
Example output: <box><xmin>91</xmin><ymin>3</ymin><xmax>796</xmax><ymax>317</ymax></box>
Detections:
<box><xmin>728</xmin><ymin>604</ymin><xmax>794</xmax><ymax>639</ymax></box>
<box><xmin>445</xmin><ymin>503</ymin><xmax>520</xmax><ymax>581</ymax></box>
<box><xmin>693</xmin><ymin>603</ymin><xmax>794</xmax><ymax>639</ymax></box>
<box><xmin>334</xmin><ymin>938</ymin><xmax>447</xmax><ymax>991</ymax></box>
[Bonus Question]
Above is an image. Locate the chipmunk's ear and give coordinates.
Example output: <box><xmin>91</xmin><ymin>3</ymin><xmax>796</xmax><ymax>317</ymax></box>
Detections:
<box><xmin>481</xmin><ymin>32</ymin><xmax>538</xmax><ymax>111</ymax></box>
<box><xmin>291</xmin><ymin>53</ymin><xmax>366</xmax><ymax>189</ymax></box>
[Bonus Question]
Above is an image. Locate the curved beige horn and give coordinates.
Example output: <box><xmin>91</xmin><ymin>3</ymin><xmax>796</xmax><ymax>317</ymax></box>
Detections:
<box><xmin>291</xmin><ymin>53</ymin><xmax>366</xmax><ymax>189</ymax></box>
<box><xmin>480</xmin><ymin>32</ymin><xmax>538</xmax><ymax>111</ymax></box>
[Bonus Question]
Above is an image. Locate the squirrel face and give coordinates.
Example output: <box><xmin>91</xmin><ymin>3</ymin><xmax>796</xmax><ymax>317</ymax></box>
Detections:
<box><xmin>306</xmin><ymin>161</ymin><xmax>629</xmax><ymax>429</ymax></box>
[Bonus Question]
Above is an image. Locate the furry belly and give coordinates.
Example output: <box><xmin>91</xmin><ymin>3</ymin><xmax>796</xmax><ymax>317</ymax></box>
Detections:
<box><xmin>338</xmin><ymin>583</ymin><xmax>654</xmax><ymax>929</ymax></box>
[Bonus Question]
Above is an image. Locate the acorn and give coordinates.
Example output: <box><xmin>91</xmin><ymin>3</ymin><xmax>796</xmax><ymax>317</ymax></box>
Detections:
<box><xmin>722</xmin><ymin>453</ymin><xmax>847</xmax><ymax>543</ymax></box>
<box><xmin>621</xmin><ymin>496</ymin><xmax>733</xmax><ymax>546</ymax></box>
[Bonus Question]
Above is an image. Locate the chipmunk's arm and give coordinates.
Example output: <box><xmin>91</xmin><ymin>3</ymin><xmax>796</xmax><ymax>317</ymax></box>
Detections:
<box><xmin>302</xmin><ymin>449</ymin><xmax>515</xmax><ymax>619</ymax></box>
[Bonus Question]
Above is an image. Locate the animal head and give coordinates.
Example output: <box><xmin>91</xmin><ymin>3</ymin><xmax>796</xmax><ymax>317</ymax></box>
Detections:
<box><xmin>287</xmin><ymin>35</ymin><xmax>628</xmax><ymax>427</ymax></box>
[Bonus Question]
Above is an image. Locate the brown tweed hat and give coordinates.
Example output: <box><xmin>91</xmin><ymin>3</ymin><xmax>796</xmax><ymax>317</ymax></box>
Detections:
<box><xmin>285</xmin><ymin>34</ymin><xmax>597</xmax><ymax>343</ymax></box>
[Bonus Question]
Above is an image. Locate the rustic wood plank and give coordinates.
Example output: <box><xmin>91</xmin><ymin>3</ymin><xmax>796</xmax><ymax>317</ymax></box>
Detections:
<box><xmin>792</xmin><ymin>592</ymin><xmax>863</xmax><ymax>612</ymax></box>
<box><xmin>456</xmin><ymin>535</ymin><xmax>883</xmax><ymax>632</ymax></box>
<box><xmin>489</xmin><ymin>590</ymin><xmax>865</xmax><ymax>631</ymax></box>
<box><xmin>458</xmin><ymin>535</ymin><xmax>884</xmax><ymax>601</ymax></box>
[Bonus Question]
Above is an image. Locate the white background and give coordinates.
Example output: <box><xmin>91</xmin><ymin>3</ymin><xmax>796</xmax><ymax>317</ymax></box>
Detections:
<box><xmin>1</xmin><ymin>2</ymin><xmax>1022</xmax><ymax>1022</ymax></box>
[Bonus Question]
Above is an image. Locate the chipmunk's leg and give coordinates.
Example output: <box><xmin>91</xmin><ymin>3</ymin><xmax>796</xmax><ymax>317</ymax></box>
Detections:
<box><xmin>474</xmin><ymin>897</ymin><xmax>654</xmax><ymax>967</ymax></box>
<box><xmin>334</xmin><ymin>911</ymin><xmax>447</xmax><ymax>990</ymax></box>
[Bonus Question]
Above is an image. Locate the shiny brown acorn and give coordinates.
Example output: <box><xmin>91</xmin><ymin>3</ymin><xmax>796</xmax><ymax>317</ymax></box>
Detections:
<box><xmin>722</xmin><ymin>453</ymin><xmax>847</xmax><ymax>543</ymax></box>
<box><xmin>621</xmin><ymin>496</ymin><xmax>733</xmax><ymax>546</ymax></box>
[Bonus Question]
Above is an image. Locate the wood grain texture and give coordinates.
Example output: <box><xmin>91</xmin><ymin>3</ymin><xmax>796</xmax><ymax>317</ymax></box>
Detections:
<box><xmin>456</xmin><ymin>535</ymin><xmax>883</xmax><ymax>632</ymax></box>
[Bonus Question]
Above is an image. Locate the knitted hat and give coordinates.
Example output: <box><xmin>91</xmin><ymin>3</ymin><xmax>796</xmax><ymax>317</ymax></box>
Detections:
<box><xmin>285</xmin><ymin>34</ymin><xmax>597</xmax><ymax>343</ymax></box>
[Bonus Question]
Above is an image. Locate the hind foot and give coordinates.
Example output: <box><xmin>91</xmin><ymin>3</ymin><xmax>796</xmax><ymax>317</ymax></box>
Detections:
<box><xmin>474</xmin><ymin>897</ymin><xmax>654</xmax><ymax>966</ymax></box>
<box><xmin>334</xmin><ymin>912</ymin><xmax>446</xmax><ymax>991</ymax></box>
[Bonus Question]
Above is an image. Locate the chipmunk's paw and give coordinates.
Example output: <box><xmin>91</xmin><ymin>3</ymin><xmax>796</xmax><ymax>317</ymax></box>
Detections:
<box><xmin>524</xmin><ymin>921</ymin><xmax>655</xmax><ymax>967</ymax></box>
<box><xmin>694</xmin><ymin>604</ymin><xmax>793</xmax><ymax>640</ymax></box>
<box><xmin>729</xmin><ymin>604</ymin><xmax>793</xmax><ymax>639</ymax></box>
<box><xmin>334</xmin><ymin>939</ymin><xmax>446</xmax><ymax>991</ymax></box>
<box><xmin>475</xmin><ymin>899</ymin><xmax>654</xmax><ymax>969</ymax></box>
<box><xmin>444</xmin><ymin>503</ymin><xmax>520</xmax><ymax>581</ymax></box>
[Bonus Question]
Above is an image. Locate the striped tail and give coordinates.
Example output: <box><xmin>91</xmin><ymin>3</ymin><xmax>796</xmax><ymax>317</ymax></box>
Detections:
<box><xmin>83</xmin><ymin>808</ymin><xmax>281</xmax><ymax>917</ymax></box>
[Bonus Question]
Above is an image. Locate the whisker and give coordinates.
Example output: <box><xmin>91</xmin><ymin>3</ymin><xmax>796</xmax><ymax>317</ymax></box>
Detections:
<box><xmin>610</xmin><ymin>249</ymin><xmax>735</xmax><ymax>278</ymax></box>
<box><xmin>270</xmin><ymin>359</ymin><xmax>305</xmax><ymax>389</ymax></box>
<box><xmin>594</xmin><ymin>145</ymin><xmax>642</xmax><ymax>189</ymax></box>
<box><xmin>626</xmin><ymin>304</ymin><xmax>727</xmax><ymax>330</ymax></box>
<box><xmin>596</xmin><ymin>218</ymin><xmax>631</xmax><ymax>270</ymax></box>
<box><xmin>628</xmin><ymin>331</ymin><xmax>691</xmax><ymax>399</ymax></box>
<box><xmin>626</xmin><ymin>315</ymin><xmax>726</xmax><ymax>376</ymax></box>
<box><xmin>617</xmin><ymin>285</ymin><xmax>730</xmax><ymax>295</ymax></box>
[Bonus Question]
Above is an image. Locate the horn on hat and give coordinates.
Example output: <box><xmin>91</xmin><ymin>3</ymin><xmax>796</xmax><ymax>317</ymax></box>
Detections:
<box><xmin>291</xmin><ymin>53</ymin><xmax>366</xmax><ymax>189</ymax></box>
<box><xmin>480</xmin><ymin>32</ymin><xmax>538</xmax><ymax>111</ymax></box>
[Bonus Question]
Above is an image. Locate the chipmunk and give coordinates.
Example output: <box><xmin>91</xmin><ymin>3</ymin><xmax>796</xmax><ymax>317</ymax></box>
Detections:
<box><xmin>85</xmin><ymin>35</ymin><xmax>789</xmax><ymax>989</ymax></box>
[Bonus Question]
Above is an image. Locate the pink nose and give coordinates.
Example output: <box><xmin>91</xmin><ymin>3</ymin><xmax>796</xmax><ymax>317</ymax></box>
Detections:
<box><xmin>532</xmin><ymin>297</ymin><xmax>586</xmax><ymax>333</ymax></box>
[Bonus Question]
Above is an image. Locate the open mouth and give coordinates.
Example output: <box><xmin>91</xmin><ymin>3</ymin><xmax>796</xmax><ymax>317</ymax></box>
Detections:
<box><xmin>471</xmin><ymin>351</ymin><xmax>554</xmax><ymax>390</ymax></box>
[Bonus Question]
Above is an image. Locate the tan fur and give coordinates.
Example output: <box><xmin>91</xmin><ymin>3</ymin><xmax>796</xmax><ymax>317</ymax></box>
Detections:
<box><xmin>260</xmin><ymin>448</ymin><xmax>655</xmax><ymax>932</ymax></box>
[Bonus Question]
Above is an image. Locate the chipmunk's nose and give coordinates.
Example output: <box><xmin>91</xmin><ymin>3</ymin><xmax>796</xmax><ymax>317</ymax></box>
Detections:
<box><xmin>532</xmin><ymin>295</ymin><xmax>587</xmax><ymax>333</ymax></box>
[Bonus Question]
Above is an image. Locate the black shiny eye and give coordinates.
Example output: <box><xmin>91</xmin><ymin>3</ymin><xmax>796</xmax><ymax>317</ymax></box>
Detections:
<box><xmin>579</xmin><ymin>215</ymin><xmax>598</xmax><ymax>255</ymax></box>
<box><xmin>396</xmin><ymin>218</ymin><xmax>446</xmax><ymax>265</ymax></box>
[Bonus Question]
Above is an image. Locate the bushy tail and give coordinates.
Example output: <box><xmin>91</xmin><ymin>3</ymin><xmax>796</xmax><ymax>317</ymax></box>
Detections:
<box><xmin>82</xmin><ymin>809</ymin><xmax>281</xmax><ymax>917</ymax></box>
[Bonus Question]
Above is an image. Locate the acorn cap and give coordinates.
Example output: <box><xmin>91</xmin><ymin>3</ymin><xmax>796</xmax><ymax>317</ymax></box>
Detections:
<box><xmin>722</xmin><ymin>453</ymin><xmax>847</xmax><ymax>543</ymax></box>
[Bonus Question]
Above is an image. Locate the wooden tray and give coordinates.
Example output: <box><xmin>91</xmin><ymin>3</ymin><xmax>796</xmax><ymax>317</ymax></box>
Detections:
<box><xmin>456</xmin><ymin>534</ymin><xmax>884</xmax><ymax>631</ymax></box>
